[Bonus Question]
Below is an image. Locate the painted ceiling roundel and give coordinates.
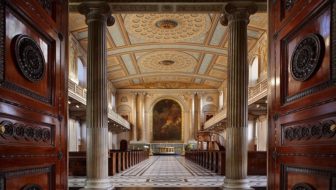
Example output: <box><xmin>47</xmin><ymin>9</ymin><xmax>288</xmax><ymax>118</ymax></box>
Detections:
<box><xmin>138</xmin><ymin>51</ymin><xmax>197</xmax><ymax>72</ymax></box>
<box><xmin>124</xmin><ymin>14</ymin><xmax>211</xmax><ymax>42</ymax></box>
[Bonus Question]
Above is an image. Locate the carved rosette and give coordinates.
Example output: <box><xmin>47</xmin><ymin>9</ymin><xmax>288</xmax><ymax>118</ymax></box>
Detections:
<box><xmin>12</xmin><ymin>35</ymin><xmax>46</xmax><ymax>82</ymax></box>
<box><xmin>290</xmin><ymin>34</ymin><xmax>324</xmax><ymax>81</ymax></box>
<box><xmin>284</xmin><ymin>120</ymin><xmax>336</xmax><ymax>141</ymax></box>
<box><xmin>0</xmin><ymin>120</ymin><xmax>51</xmax><ymax>143</ymax></box>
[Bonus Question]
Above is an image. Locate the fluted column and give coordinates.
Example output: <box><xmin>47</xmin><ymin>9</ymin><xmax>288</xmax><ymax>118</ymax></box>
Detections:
<box><xmin>194</xmin><ymin>93</ymin><xmax>200</xmax><ymax>133</ymax></box>
<box><xmin>221</xmin><ymin>3</ymin><xmax>256</xmax><ymax>190</ymax></box>
<box><xmin>136</xmin><ymin>92</ymin><xmax>145</xmax><ymax>141</ymax></box>
<box><xmin>190</xmin><ymin>93</ymin><xmax>195</xmax><ymax>140</ymax></box>
<box><xmin>131</xmin><ymin>93</ymin><xmax>137</xmax><ymax>142</ymax></box>
<box><xmin>78</xmin><ymin>2</ymin><xmax>114</xmax><ymax>189</ymax></box>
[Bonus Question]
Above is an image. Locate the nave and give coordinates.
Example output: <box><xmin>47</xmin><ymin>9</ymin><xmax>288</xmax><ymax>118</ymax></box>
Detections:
<box><xmin>69</xmin><ymin>156</ymin><xmax>266</xmax><ymax>189</ymax></box>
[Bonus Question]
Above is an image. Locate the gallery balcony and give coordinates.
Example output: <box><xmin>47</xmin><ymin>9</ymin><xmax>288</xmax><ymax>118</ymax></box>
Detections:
<box><xmin>68</xmin><ymin>78</ymin><xmax>130</xmax><ymax>132</ymax></box>
<box><xmin>204</xmin><ymin>78</ymin><xmax>268</xmax><ymax>131</ymax></box>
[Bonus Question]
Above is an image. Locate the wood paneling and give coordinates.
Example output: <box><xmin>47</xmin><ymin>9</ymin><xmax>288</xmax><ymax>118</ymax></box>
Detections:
<box><xmin>0</xmin><ymin>0</ymin><xmax>68</xmax><ymax>189</ymax></box>
<box><xmin>269</xmin><ymin>0</ymin><xmax>336</xmax><ymax>189</ymax></box>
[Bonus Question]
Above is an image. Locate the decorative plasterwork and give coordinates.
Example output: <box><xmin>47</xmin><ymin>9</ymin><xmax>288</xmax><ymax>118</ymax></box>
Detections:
<box><xmin>124</xmin><ymin>81</ymin><xmax>215</xmax><ymax>89</ymax></box>
<box><xmin>138</xmin><ymin>51</ymin><xmax>197</xmax><ymax>72</ymax></box>
<box><xmin>124</xmin><ymin>14</ymin><xmax>210</xmax><ymax>42</ymax></box>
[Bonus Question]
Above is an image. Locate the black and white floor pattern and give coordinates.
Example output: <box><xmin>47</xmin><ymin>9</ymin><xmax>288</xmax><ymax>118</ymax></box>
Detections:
<box><xmin>68</xmin><ymin>156</ymin><xmax>266</xmax><ymax>188</ymax></box>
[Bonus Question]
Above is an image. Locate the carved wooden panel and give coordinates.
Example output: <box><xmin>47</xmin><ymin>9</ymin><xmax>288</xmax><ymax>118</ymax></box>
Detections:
<box><xmin>0</xmin><ymin>0</ymin><xmax>67</xmax><ymax>189</ymax></box>
<box><xmin>0</xmin><ymin>166</ymin><xmax>54</xmax><ymax>190</ymax></box>
<box><xmin>269</xmin><ymin>0</ymin><xmax>336</xmax><ymax>189</ymax></box>
<box><xmin>280</xmin><ymin>5</ymin><xmax>331</xmax><ymax>105</ymax></box>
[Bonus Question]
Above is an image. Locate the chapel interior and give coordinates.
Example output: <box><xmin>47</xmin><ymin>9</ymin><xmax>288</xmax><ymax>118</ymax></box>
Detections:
<box><xmin>0</xmin><ymin>0</ymin><xmax>335</xmax><ymax>190</ymax></box>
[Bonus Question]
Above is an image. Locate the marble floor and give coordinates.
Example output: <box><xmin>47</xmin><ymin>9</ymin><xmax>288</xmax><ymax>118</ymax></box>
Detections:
<box><xmin>69</xmin><ymin>156</ymin><xmax>266</xmax><ymax>188</ymax></box>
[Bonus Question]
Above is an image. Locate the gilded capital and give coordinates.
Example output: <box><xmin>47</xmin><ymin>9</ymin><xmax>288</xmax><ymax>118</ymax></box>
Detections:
<box><xmin>220</xmin><ymin>3</ymin><xmax>257</xmax><ymax>26</ymax></box>
<box><xmin>78</xmin><ymin>2</ymin><xmax>115</xmax><ymax>26</ymax></box>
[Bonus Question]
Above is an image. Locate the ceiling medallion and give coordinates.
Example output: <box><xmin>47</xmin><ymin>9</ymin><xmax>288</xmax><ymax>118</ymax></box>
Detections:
<box><xmin>12</xmin><ymin>34</ymin><xmax>46</xmax><ymax>82</ymax></box>
<box><xmin>124</xmin><ymin>14</ymin><xmax>210</xmax><ymax>42</ymax></box>
<box><xmin>155</xmin><ymin>19</ymin><xmax>178</xmax><ymax>29</ymax></box>
<box><xmin>290</xmin><ymin>33</ymin><xmax>324</xmax><ymax>82</ymax></box>
<box><xmin>139</xmin><ymin>51</ymin><xmax>197</xmax><ymax>72</ymax></box>
<box><xmin>159</xmin><ymin>60</ymin><xmax>175</xmax><ymax>66</ymax></box>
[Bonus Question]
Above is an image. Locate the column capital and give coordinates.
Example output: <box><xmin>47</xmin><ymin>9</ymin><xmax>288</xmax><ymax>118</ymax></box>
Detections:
<box><xmin>220</xmin><ymin>3</ymin><xmax>257</xmax><ymax>26</ymax></box>
<box><xmin>78</xmin><ymin>2</ymin><xmax>115</xmax><ymax>26</ymax></box>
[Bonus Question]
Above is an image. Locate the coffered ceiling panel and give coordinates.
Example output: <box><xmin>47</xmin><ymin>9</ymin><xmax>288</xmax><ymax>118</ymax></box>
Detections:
<box><xmin>69</xmin><ymin>11</ymin><xmax>267</xmax><ymax>89</ymax></box>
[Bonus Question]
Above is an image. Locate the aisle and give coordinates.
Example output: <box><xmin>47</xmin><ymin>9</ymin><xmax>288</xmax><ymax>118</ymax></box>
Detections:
<box><xmin>68</xmin><ymin>156</ymin><xmax>266</xmax><ymax>188</ymax></box>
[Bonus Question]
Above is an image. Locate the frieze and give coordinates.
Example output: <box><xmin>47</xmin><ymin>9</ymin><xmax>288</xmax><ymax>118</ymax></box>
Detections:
<box><xmin>283</xmin><ymin>120</ymin><xmax>336</xmax><ymax>142</ymax></box>
<box><xmin>0</xmin><ymin>120</ymin><xmax>52</xmax><ymax>143</ymax></box>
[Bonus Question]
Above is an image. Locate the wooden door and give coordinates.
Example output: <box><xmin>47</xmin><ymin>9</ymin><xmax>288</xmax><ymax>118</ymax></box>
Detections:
<box><xmin>269</xmin><ymin>0</ymin><xmax>336</xmax><ymax>189</ymax></box>
<box><xmin>0</xmin><ymin>0</ymin><xmax>68</xmax><ymax>189</ymax></box>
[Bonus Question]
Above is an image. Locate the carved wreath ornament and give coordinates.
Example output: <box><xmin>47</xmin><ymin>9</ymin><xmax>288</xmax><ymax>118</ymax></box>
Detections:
<box><xmin>12</xmin><ymin>35</ymin><xmax>46</xmax><ymax>82</ymax></box>
<box><xmin>290</xmin><ymin>34</ymin><xmax>324</xmax><ymax>81</ymax></box>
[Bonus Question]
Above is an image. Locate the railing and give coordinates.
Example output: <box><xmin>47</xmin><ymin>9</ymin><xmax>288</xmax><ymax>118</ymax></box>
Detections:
<box><xmin>108</xmin><ymin>110</ymin><xmax>130</xmax><ymax>130</ymax></box>
<box><xmin>248</xmin><ymin>78</ymin><xmax>268</xmax><ymax>105</ymax></box>
<box><xmin>204</xmin><ymin>78</ymin><xmax>268</xmax><ymax>131</ymax></box>
<box><xmin>204</xmin><ymin>108</ymin><xmax>226</xmax><ymax>130</ymax></box>
<box><xmin>196</xmin><ymin>131</ymin><xmax>225</xmax><ymax>150</ymax></box>
<box><xmin>68</xmin><ymin>79</ymin><xmax>130</xmax><ymax>130</ymax></box>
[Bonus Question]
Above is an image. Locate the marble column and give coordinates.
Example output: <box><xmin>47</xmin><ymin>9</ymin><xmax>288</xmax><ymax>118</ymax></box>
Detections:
<box><xmin>220</xmin><ymin>3</ymin><xmax>257</xmax><ymax>190</ymax></box>
<box><xmin>194</xmin><ymin>93</ymin><xmax>200</xmax><ymax>133</ymax></box>
<box><xmin>78</xmin><ymin>2</ymin><xmax>114</xmax><ymax>189</ymax></box>
<box><xmin>131</xmin><ymin>93</ymin><xmax>137</xmax><ymax>142</ymax></box>
<box><xmin>190</xmin><ymin>93</ymin><xmax>195</xmax><ymax>140</ymax></box>
<box><xmin>136</xmin><ymin>92</ymin><xmax>145</xmax><ymax>141</ymax></box>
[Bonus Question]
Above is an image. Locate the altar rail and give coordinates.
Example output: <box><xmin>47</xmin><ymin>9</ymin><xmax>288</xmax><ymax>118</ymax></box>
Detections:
<box><xmin>185</xmin><ymin>150</ymin><xmax>266</xmax><ymax>176</ymax></box>
<box><xmin>150</xmin><ymin>143</ymin><xmax>185</xmax><ymax>155</ymax></box>
<box><xmin>69</xmin><ymin>150</ymin><xmax>149</xmax><ymax>176</ymax></box>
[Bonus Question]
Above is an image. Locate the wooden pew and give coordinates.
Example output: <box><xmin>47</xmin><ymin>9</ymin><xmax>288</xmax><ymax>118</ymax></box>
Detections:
<box><xmin>185</xmin><ymin>150</ymin><xmax>266</xmax><ymax>176</ymax></box>
<box><xmin>69</xmin><ymin>152</ymin><xmax>86</xmax><ymax>176</ymax></box>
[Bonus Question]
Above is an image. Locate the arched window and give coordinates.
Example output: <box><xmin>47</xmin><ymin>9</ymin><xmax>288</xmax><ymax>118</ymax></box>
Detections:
<box><xmin>249</xmin><ymin>56</ymin><xmax>259</xmax><ymax>84</ymax></box>
<box><xmin>77</xmin><ymin>58</ymin><xmax>87</xmax><ymax>88</ymax></box>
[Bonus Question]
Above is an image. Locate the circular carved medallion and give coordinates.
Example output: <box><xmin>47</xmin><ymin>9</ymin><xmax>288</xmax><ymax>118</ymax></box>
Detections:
<box><xmin>13</xmin><ymin>35</ymin><xmax>46</xmax><ymax>82</ymax></box>
<box><xmin>290</xmin><ymin>34</ymin><xmax>324</xmax><ymax>81</ymax></box>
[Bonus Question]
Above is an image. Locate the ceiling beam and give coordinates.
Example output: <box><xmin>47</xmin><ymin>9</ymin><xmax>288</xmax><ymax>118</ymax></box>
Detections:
<box><xmin>110</xmin><ymin>72</ymin><xmax>224</xmax><ymax>82</ymax></box>
<box><xmin>107</xmin><ymin>44</ymin><xmax>228</xmax><ymax>56</ymax></box>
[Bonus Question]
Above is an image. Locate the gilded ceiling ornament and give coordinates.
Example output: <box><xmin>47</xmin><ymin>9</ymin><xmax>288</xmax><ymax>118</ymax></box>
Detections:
<box><xmin>124</xmin><ymin>14</ymin><xmax>210</xmax><ymax>42</ymax></box>
<box><xmin>138</xmin><ymin>51</ymin><xmax>197</xmax><ymax>72</ymax></box>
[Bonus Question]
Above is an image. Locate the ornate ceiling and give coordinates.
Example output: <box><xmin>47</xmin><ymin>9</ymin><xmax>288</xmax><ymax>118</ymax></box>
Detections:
<box><xmin>69</xmin><ymin>12</ymin><xmax>267</xmax><ymax>89</ymax></box>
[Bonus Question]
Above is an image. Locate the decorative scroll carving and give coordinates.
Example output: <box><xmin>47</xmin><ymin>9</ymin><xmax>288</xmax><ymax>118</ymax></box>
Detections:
<box><xmin>290</xmin><ymin>34</ymin><xmax>324</xmax><ymax>81</ymax></box>
<box><xmin>285</xmin><ymin>0</ymin><xmax>296</xmax><ymax>10</ymax></box>
<box><xmin>292</xmin><ymin>183</ymin><xmax>315</xmax><ymax>190</ymax></box>
<box><xmin>284</xmin><ymin>120</ymin><xmax>336</xmax><ymax>141</ymax></box>
<box><xmin>12</xmin><ymin>35</ymin><xmax>45</xmax><ymax>82</ymax></box>
<box><xmin>22</xmin><ymin>184</ymin><xmax>43</xmax><ymax>190</ymax></box>
<box><xmin>0</xmin><ymin>120</ymin><xmax>51</xmax><ymax>142</ymax></box>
